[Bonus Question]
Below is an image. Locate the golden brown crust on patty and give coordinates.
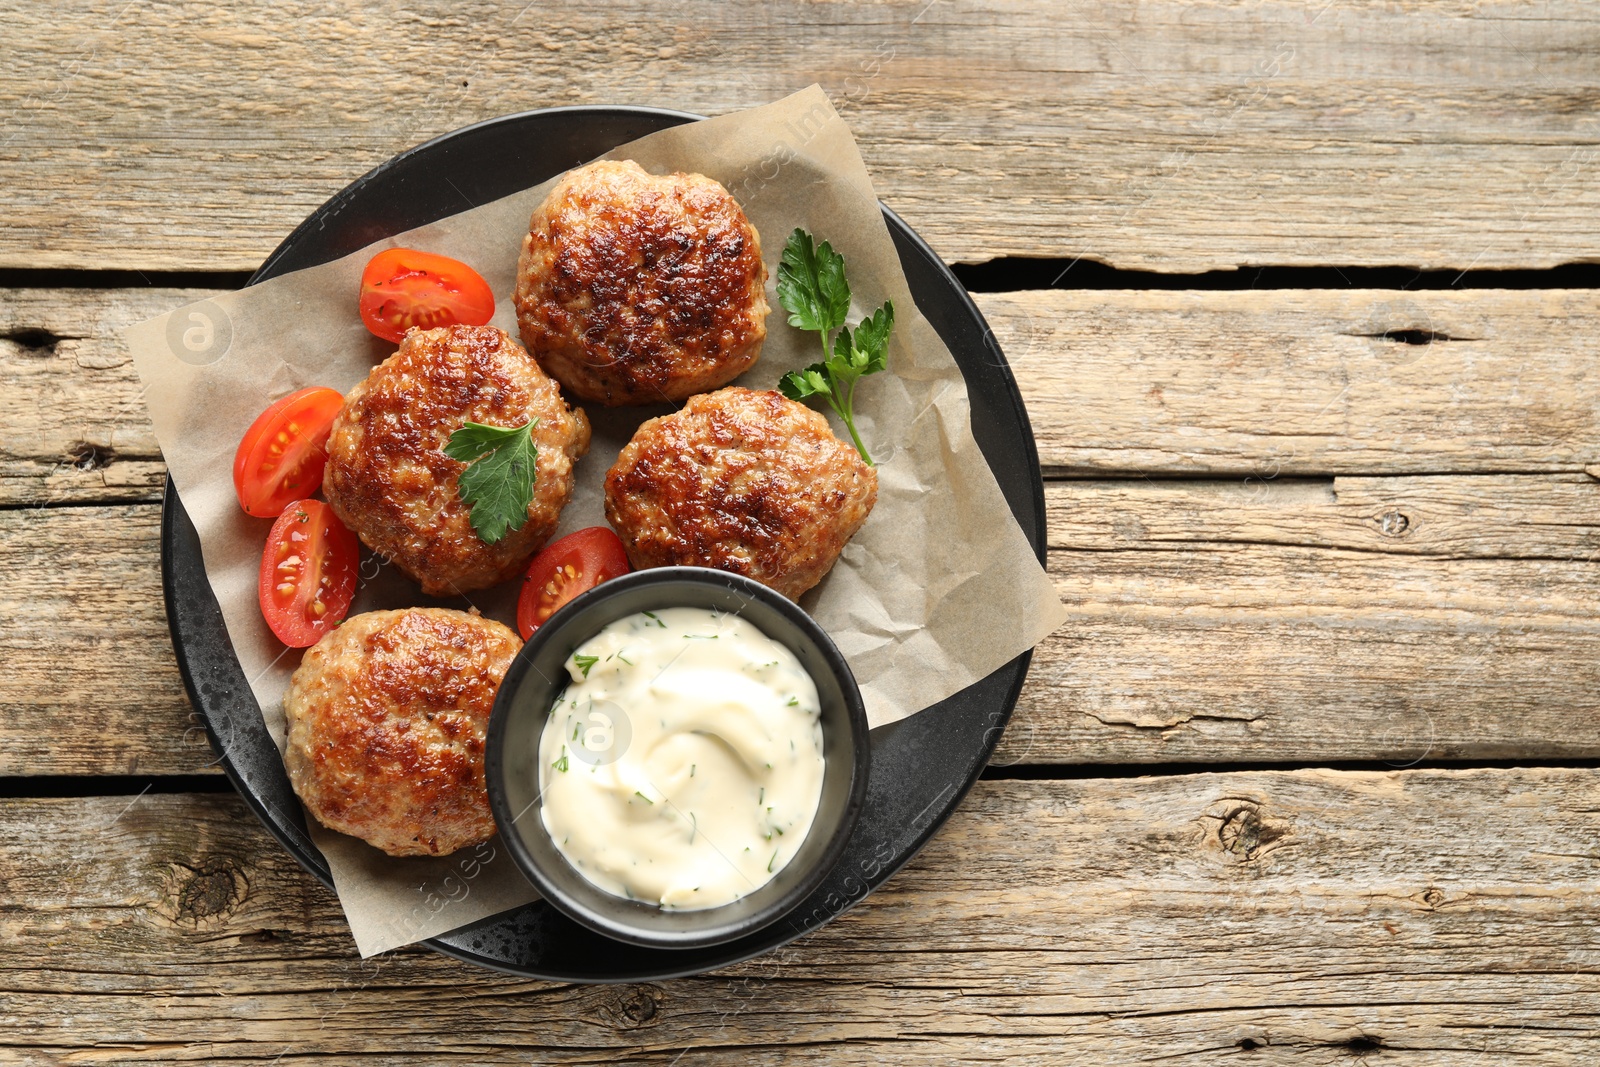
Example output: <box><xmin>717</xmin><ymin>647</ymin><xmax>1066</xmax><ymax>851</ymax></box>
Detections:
<box><xmin>603</xmin><ymin>387</ymin><xmax>877</xmax><ymax>599</ymax></box>
<box><xmin>283</xmin><ymin>608</ymin><xmax>521</xmax><ymax>857</ymax></box>
<box><xmin>513</xmin><ymin>159</ymin><xmax>769</xmax><ymax>407</ymax></box>
<box><xmin>322</xmin><ymin>324</ymin><xmax>591</xmax><ymax>596</ymax></box>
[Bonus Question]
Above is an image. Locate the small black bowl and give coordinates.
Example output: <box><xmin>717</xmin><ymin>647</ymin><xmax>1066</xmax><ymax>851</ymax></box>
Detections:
<box><xmin>485</xmin><ymin>566</ymin><xmax>871</xmax><ymax>950</ymax></box>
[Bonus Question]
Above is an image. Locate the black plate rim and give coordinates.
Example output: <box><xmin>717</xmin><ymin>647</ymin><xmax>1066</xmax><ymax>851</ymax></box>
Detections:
<box><xmin>160</xmin><ymin>103</ymin><xmax>1046</xmax><ymax>980</ymax></box>
<box><xmin>254</xmin><ymin>104</ymin><xmax>709</xmax><ymax>282</ymax></box>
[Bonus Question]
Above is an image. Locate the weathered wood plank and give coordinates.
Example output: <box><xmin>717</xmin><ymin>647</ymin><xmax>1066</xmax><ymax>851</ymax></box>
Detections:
<box><xmin>1002</xmin><ymin>516</ymin><xmax>1600</xmax><ymax>764</ymax></box>
<box><xmin>996</xmin><ymin>470</ymin><xmax>1600</xmax><ymax>763</ymax></box>
<box><xmin>2</xmin><ymin>771</ymin><xmax>1597</xmax><ymax>1063</ymax></box>
<box><xmin>988</xmin><ymin>288</ymin><xmax>1600</xmax><ymax>477</ymax></box>
<box><xmin>4</xmin><ymin>1</ymin><xmax>1599</xmax><ymax>271</ymax></box>
<box><xmin>1043</xmin><ymin>473</ymin><xmax>1600</xmax><ymax>562</ymax></box>
<box><xmin>7</xmin><ymin>481</ymin><xmax>1598</xmax><ymax>775</ymax></box>
<box><xmin>0</xmin><ymin>504</ymin><xmax>204</xmax><ymax>777</ymax></box>
<box><xmin>0</xmin><ymin>287</ymin><xmax>179</xmax><ymax>507</ymax></box>
<box><xmin>6</xmin><ymin>287</ymin><xmax>1600</xmax><ymax>510</ymax></box>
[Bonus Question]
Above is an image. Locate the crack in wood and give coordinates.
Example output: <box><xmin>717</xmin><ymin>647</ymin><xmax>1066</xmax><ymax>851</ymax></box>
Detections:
<box><xmin>1343</xmin><ymin>329</ymin><xmax>1479</xmax><ymax>344</ymax></box>
<box><xmin>0</xmin><ymin>326</ymin><xmax>78</xmax><ymax>355</ymax></box>
<box><xmin>1083</xmin><ymin>709</ymin><xmax>1267</xmax><ymax>732</ymax></box>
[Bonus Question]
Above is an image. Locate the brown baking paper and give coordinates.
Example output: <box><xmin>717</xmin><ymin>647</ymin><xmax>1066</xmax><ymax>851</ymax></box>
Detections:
<box><xmin>123</xmin><ymin>86</ymin><xmax>1067</xmax><ymax>957</ymax></box>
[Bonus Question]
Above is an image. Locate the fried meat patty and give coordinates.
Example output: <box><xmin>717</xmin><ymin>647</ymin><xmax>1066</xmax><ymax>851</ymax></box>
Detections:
<box><xmin>322</xmin><ymin>324</ymin><xmax>591</xmax><ymax>596</ymax></box>
<box><xmin>513</xmin><ymin>159</ymin><xmax>769</xmax><ymax>407</ymax></box>
<box><xmin>603</xmin><ymin>388</ymin><xmax>877</xmax><ymax>599</ymax></box>
<box><xmin>283</xmin><ymin>608</ymin><xmax>521</xmax><ymax>857</ymax></box>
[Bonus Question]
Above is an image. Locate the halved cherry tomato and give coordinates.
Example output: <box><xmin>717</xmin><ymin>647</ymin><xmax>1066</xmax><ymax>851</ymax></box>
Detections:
<box><xmin>358</xmin><ymin>247</ymin><xmax>496</xmax><ymax>343</ymax></box>
<box><xmin>233</xmin><ymin>387</ymin><xmax>345</xmax><ymax>518</ymax></box>
<box><xmin>517</xmin><ymin>527</ymin><xmax>632</xmax><ymax>639</ymax></box>
<box><xmin>258</xmin><ymin>499</ymin><xmax>360</xmax><ymax>648</ymax></box>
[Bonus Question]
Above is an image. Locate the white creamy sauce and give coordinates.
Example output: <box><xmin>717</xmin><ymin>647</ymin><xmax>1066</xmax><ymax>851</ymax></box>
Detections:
<box><xmin>537</xmin><ymin>607</ymin><xmax>825</xmax><ymax>909</ymax></box>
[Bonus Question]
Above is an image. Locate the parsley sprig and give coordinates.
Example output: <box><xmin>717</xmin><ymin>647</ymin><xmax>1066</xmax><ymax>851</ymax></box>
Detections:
<box><xmin>775</xmin><ymin>228</ymin><xmax>893</xmax><ymax>467</ymax></box>
<box><xmin>443</xmin><ymin>419</ymin><xmax>539</xmax><ymax>545</ymax></box>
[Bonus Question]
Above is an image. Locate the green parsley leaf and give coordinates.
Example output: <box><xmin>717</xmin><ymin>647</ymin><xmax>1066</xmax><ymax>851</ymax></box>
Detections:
<box><xmin>443</xmin><ymin>419</ymin><xmax>539</xmax><ymax>544</ymax></box>
<box><xmin>851</xmin><ymin>301</ymin><xmax>894</xmax><ymax>376</ymax></box>
<box><xmin>829</xmin><ymin>325</ymin><xmax>854</xmax><ymax>373</ymax></box>
<box><xmin>776</xmin><ymin>228</ymin><xmax>850</xmax><ymax>334</ymax></box>
<box><xmin>443</xmin><ymin>420</ymin><xmax>530</xmax><ymax>460</ymax></box>
<box><xmin>772</xmin><ymin>228</ymin><xmax>894</xmax><ymax>466</ymax></box>
<box><xmin>572</xmin><ymin>653</ymin><xmax>599</xmax><ymax>678</ymax></box>
<box><xmin>553</xmin><ymin>746</ymin><xmax>569</xmax><ymax>772</ymax></box>
<box><xmin>778</xmin><ymin>364</ymin><xmax>831</xmax><ymax>402</ymax></box>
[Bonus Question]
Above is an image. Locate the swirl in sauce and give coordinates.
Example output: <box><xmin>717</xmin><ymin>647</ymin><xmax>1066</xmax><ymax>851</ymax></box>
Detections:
<box><xmin>538</xmin><ymin>607</ymin><xmax>824</xmax><ymax>909</ymax></box>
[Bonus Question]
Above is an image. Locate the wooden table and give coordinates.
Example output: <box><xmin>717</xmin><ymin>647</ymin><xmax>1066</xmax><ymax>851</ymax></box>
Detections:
<box><xmin>4</xmin><ymin>1</ymin><xmax>1598</xmax><ymax>1062</ymax></box>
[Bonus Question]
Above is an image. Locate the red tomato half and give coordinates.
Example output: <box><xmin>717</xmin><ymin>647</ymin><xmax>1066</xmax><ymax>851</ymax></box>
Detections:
<box><xmin>517</xmin><ymin>527</ymin><xmax>632</xmax><ymax>639</ymax></box>
<box><xmin>258</xmin><ymin>500</ymin><xmax>360</xmax><ymax>648</ymax></box>
<box><xmin>358</xmin><ymin>247</ymin><xmax>496</xmax><ymax>343</ymax></box>
<box><xmin>233</xmin><ymin>387</ymin><xmax>345</xmax><ymax>518</ymax></box>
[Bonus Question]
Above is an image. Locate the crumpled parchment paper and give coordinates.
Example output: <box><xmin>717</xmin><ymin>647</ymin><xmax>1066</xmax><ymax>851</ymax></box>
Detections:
<box><xmin>124</xmin><ymin>86</ymin><xmax>1066</xmax><ymax>956</ymax></box>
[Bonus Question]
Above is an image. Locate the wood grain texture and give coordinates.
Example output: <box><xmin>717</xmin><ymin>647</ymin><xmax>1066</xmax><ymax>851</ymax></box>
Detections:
<box><xmin>0</xmin><ymin>504</ymin><xmax>202</xmax><ymax>777</ymax></box>
<box><xmin>6</xmin><ymin>287</ymin><xmax>1600</xmax><ymax>511</ymax></box>
<box><xmin>1043</xmin><ymin>473</ymin><xmax>1600</xmax><ymax>562</ymax></box>
<box><xmin>3</xmin><ymin>771</ymin><xmax>1598</xmax><ymax>1063</ymax></box>
<box><xmin>989</xmin><ymin>288</ymin><xmax>1600</xmax><ymax>476</ymax></box>
<box><xmin>4</xmin><ymin>1</ymin><xmax>1599</xmax><ymax>272</ymax></box>
<box><xmin>999</xmin><ymin>475</ymin><xmax>1600</xmax><ymax>764</ymax></box>
<box><xmin>0</xmin><ymin>287</ymin><xmax>176</xmax><ymax>508</ymax></box>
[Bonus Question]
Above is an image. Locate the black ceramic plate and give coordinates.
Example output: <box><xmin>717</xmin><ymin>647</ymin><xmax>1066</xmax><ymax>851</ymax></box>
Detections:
<box><xmin>162</xmin><ymin>106</ymin><xmax>1045</xmax><ymax>981</ymax></box>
